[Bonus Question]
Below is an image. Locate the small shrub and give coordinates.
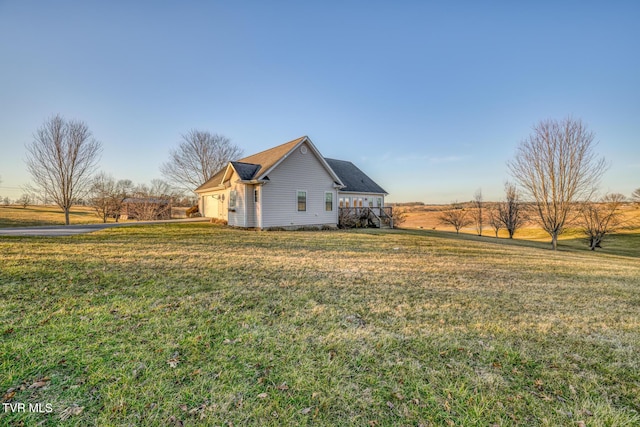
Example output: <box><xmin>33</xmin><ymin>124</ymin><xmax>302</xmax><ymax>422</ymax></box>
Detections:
<box><xmin>392</xmin><ymin>207</ymin><xmax>407</xmax><ymax>228</ymax></box>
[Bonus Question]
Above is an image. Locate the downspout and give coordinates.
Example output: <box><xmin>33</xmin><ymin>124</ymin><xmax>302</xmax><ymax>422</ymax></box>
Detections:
<box><xmin>244</xmin><ymin>185</ymin><xmax>247</xmax><ymax>227</ymax></box>
<box><xmin>257</xmin><ymin>185</ymin><xmax>262</xmax><ymax>230</ymax></box>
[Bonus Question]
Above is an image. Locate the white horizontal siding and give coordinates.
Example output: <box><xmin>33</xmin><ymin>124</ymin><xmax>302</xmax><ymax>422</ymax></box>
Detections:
<box><xmin>245</xmin><ymin>184</ymin><xmax>257</xmax><ymax>228</ymax></box>
<box><xmin>227</xmin><ymin>171</ymin><xmax>246</xmax><ymax>227</ymax></box>
<box><xmin>261</xmin><ymin>142</ymin><xmax>338</xmax><ymax>228</ymax></box>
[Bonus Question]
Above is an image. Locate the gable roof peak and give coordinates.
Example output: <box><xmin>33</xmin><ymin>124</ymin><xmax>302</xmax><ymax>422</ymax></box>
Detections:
<box><xmin>195</xmin><ymin>135</ymin><xmax>346</xmax><ymax>192</ymax></box>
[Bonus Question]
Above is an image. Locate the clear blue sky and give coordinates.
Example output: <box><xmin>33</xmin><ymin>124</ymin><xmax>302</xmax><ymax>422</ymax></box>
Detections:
<box><xmin>1</xmin><ymin>1</ymin><xmax>639</xmax><ymax>203</ymax></box>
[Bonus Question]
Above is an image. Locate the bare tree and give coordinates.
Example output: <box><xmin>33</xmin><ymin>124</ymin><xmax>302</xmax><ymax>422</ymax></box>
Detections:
<box><xmin>17</xmin><ymin>193</ymin><xmax>32</xmax><ymax>209</ymax></box>
<box><xmin>125</xmin><ymin>179</ymin><xmax>175</xmax><ymax>221</ymax></box>
<box><xmin>497</xmin><ymin>182</ymin><xmax>526</xmax><ymax>239</ymax></box>
<box><xmin>471</xmin><ymin>188</ymin><xmax>484</xmax><ymax>236</ymax></box>
<box><xmin>25</xmin><ymin>115</ymin><xmax>102</xmax><ymax>225</ymax></box>
<box><xmin>487</xmin><ymin>204</ymin><xmax>502</xmax><ymax>238</ymax></box>
<box><xmin>579</xmin><ymin>193</ymin><xmax>626</xmax><ymax>250</ymax></box>
<box><xmin>439</xmin><ymin>202</ymin><xmax>472</xmax><ymax>234</ymax></box>
<box><xmin>111</xmin><ymin>179</ymin><xmax>134</xmax><ymax>222</ymax></box>
<box><xmin>89</xmin><ymin>172</ymin><xmax>118</xmax><ymax>223</ymax></box>
<box><xmin>160</xmin><ymin>130</ymin><xmax>242</xmax><ymax>192</ymax></box>
<box><xmin>632</xmin><ymin>188</ymin><xmax>640</xmax><ymax>204</ymax></box>
<box><xmin>148</xmin><ymin>178</ymin><xmax>173</xmax><ymax>198</ymax></box>
<box><xmin>391</xmin><ymin>207</ymin><xmax>407</xmax><ymax>228</ymax></box>
<box><xmin>508</xmin><ymin>117</ymin><xmax>607</xmax><ymax>250</ymax></box>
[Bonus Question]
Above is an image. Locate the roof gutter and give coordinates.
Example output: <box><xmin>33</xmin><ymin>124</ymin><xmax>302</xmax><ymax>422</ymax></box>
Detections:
<box><xmin>239</xmin><ymin>179</ymin><xmax>269</xmax><ymax>185</ymax></box>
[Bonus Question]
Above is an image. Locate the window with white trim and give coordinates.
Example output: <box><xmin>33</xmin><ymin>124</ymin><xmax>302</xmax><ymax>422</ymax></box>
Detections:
<box><xmin>229</xmin><ymin>190</ymin><xmax>237</xmax><ymax>208</ymax></box>
<box><xmin>325</xmin><ymin>192</ymin><xmax>333</xmax><ymax>211</ymax></box>
<box><xmin>297</xmin><ymin>190</ymin><xmax>307</xmax><ymax>212</ymax></box>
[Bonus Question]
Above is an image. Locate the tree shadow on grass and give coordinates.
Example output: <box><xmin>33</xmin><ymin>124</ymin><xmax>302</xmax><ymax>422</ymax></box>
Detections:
<box><xmin>390</xmin><ymin>228</ymin><xmax>640</xmax><ymax>258</ymax></box>
<box><xmin>560</xmin><ymin>232</ymin><xmax>640</xmax><ymax>258</ymax></box>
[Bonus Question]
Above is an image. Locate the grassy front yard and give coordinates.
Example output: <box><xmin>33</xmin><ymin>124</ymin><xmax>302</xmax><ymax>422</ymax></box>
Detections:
<box><xmin>1</xmin><ymin>224</ymin><xmax>639</xmax><ymax>425</ymax></box>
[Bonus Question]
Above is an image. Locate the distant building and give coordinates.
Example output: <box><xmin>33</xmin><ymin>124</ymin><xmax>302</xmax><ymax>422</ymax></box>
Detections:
<box><xmin>120</xmin><ymin>197</ymin><xmax>172</xmax><ymax>221</ymax></box>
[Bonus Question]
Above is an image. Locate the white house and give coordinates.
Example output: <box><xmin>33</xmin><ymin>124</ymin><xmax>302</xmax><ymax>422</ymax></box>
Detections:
<box><xmin>195</xmin><ymin>136</ymin><xmax>389</xmax><ymax>229</ymax></box>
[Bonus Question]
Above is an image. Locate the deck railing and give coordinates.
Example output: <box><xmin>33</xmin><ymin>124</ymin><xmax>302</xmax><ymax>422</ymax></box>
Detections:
<box><xmin>338</xmin><ymin>207</ymin><xmax>393</xmax><ymax>228</ymax></box>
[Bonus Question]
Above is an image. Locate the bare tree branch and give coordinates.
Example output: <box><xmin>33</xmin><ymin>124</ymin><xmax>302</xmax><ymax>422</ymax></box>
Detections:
<box><xmin>579</xmin><ymin>193</ymin><xmax>626</xmax><ymax>250</ymax></box>
<box><xmin>439</xmin><ymin>202</ymin><xmax>472</xmax><ymax>234</ymax></box>
<box><xmin>160</xmin><ymin>130</ymin><xmax>242</xmax><ymax>193</ymax></box>
<box><xmin>487</xmin><ymin>204</ymin><xmax>502</xmax><ymax>238</ymax></box>
<box><xmin>25</xmin><ymin>114</ymin><xmax>102</xmax><ymax>225</ymax></box>
<box><xmin>508</xmin><ymin>117</ymin><xmax>607</xmax><ymax>249</ymax></box>
<box><xmin>89</xmin><ymin>172</ymin><xmax>118</xmax><ymax>223</ymax></box>
<box><xmin>497</xmin><ymin>182</ymin><xmax>527</xmax><ymax>239</ymax></box>
<box><xmin>124</xmin><ymin>179</ymin><xmax>176</xmax><ymax>221</ymax></box>
<box><xmin>471</xmin><ymin>188</ymin><xmax>484</xmax><ymax>236</ymax></box>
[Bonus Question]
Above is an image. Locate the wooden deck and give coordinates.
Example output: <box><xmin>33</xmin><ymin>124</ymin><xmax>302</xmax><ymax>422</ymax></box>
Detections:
<box><xmin>338</xmin><ymin>207</ymin><xmax>393</xmax><ymax>228</ymax></box>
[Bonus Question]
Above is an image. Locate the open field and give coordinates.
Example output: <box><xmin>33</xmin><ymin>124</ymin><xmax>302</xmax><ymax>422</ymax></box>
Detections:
<box><xmin>1</xmin><ymin>224</ymin><xmax>639</xmax><ymax>425</ymax></box>
<box><xmin>0</xmin><ymin>205</ymin><xmax>190</xmax><ymax>228</ymax></box>
<box><xmin>399</xmin><ymin>203</ymin><xmax>640</xmax><ymax>250</ymax></box>
<box><xmin>0</xmin><ymin>205</ymin><xmax>103</xmax><ymax>228</ymax></box>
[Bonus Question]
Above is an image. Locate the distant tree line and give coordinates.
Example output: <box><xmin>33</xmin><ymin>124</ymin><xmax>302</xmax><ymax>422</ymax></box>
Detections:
<box><xmin>436</xmin><ymin>117</ymin><xmax>633</xmax><ymax>251</ymax></box>
<box><xmin>21</xmin><ymin>115</ymin><xmax>242</xmax><ymax>224</ymax></box>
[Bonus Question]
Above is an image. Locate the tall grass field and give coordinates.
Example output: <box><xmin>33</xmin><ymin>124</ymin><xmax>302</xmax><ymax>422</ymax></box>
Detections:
<box><xmin>1</xmin><ymin>223</ymin><xmax>639</xmax><ymax>425</ymax></box>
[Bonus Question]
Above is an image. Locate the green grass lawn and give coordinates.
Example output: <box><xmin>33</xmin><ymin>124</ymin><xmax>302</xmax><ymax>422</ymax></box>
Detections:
<box><xmin>0</xmin><ymin>205</ymin><xmax>102</xmax><ymax>228</ymax></box>
<box><xmin>1</xmin><ymin>224</ymin><xmax>639</xmax><ymax>426</ymax></box>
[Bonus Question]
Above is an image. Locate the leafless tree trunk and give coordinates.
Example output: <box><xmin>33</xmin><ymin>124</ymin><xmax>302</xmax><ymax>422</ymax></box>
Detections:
<box><xmin>111</xmin><ymin>179</ymin><xmax>133</xmax><ymax>222</ymax></box>
<box><xmin>25</xmin><ymin>115</ymin><xmax>102</xmax><ymax>225</ymax></box>
<box><xmin>160</xmin><ymin>130</ymin><xmax>243</xmax><ymax>193</ymax></box>
<box><xmin>508</xmin><ymin>117</ymin><xmax>607</xmax><ymax>250</ymax></box>
<box><xmin>497</xmin><ymin>183</ymin><xmax>526</xmax><ymax>239</ymax></box>
<box><xmin>439</xmin><ymin>203</ymin><xmax>472</xmax><ymax>234</ymax></box>
<box><xmin>579</xmin><ymin>193</ymin><xmax>626</xmax><ymax>250</ymax></box>
<box><xmin>89</xmin><ymin>172</ymin><xmax>116</xmax><ymax>223</ymax></box>
<box><xmin>17</xmin><ymin>194</ymin><xmax>32</xmax><ymax>209</ymax></box>
<box><xmin>471</xmin><ymin>188</ymin><xmax>484</xmax><ymax>236</ymax></box>
<box><xmin>488</xmin><ymin>204</ymin><xmax>502</xmax><ymax>238</ymax></box>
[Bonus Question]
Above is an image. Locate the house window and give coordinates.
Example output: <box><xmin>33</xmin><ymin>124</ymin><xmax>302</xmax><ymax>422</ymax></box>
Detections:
<box><xmin>357</xmin><ymin>198</ymin><xmax>363</xmax><ymax>208</ymax></box>
<box><xmin>254</xmin><ymin>188</ymin><xmax>259</xmax><ymax>203</ymax></box>
<box><xmin>325</xmin><ymin>192</ymin><xmax>333</xmax><ymax>211</ymax></box>
<box><xmin>377</xmin><ymin>197</ymin><xmax>383</xmax><ymax>207</ymax></box>
<box><xmin>229</xmin><ymin>190</ymin><xmax>237</xmax><ymax>208</ymax></box>
<box><xmin>297</xmin><ymin>191</ymin><xmax>307</xmax><ymax>211</ymax></box>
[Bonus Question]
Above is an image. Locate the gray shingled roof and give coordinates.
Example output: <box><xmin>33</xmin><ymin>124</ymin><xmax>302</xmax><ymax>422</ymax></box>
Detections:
<box><xmin>195</xmin><ymin>136</ymin><xmax>307</xmax><ymax>192</ymax></box>
<box><xmin>195</xmin><ymin>137</ymin><xmax>387</xmax><ymax>196</ymax></box>
<box><xmin>324</xmin><ymin>158</ymin><xmax>387</xmax><ymax>194</ymax></box>
<box><xmin>230</xmin><ymin>162</ymin><xmax>261</xmax><ymax>180</ymax></box>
